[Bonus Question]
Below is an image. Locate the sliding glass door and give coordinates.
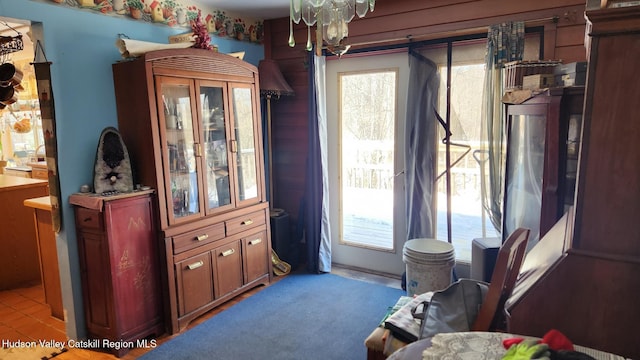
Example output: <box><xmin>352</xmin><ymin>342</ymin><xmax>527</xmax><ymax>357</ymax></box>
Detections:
<box><xmin>419</xmin><ymin>33</ymin><xmax>541</xmax><ymax>263</ymax></box>
<box><xmin>326</xmin><ymin>31</ymin><xmax>543</xmax><ymax>273</ymax></box>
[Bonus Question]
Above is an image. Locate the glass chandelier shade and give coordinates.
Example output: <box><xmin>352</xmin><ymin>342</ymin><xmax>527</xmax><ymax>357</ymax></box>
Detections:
<box><xmin>289</xmin><ymin>0</ymin><xmax>376</xmax><ymax>55</ymax></box>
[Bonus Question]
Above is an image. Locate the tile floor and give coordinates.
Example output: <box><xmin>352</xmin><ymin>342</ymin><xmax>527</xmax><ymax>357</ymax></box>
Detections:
<box><xmin>0</xmin><ymin>284</ymin><xmax>67</xmax><ymax>345</ymax></box>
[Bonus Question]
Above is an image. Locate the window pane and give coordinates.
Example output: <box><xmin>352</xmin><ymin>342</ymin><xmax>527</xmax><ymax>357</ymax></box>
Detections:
<box><xmin>438</xmin><ymin>58</ymin><xmax>499</xmax><ymax>262</ymax></box>
<box><xmin>339</xmin><ymin>70</ymin><xmax>397</xmax><ymax>250</ymax></box>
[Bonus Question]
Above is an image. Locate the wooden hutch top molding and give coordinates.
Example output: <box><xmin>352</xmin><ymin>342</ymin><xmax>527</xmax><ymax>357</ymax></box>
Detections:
<box><xmin>130</xmin><ymin>49</ymin><xmax>258</xmax><ymax>80</ymax></box>
<box><xmin>585</xmin><ymin>5</ymin><xmax>640</xmax><ymax>34</ymax></box>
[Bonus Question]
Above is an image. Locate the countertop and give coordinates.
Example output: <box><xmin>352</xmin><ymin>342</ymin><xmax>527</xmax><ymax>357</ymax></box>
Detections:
<box><xmin>24</xmin><ymin>196</ymin><xmax>52</xmax><ymax>211</ymax></box>
<box><xmin>3</xmin><ymin>162</ymin><xmax>48</xmax><ymax>174</ymax></box>
<box><xmin>5</xmin><ymin>166</ymin><xmax>32</xmax><ymax>172</ymax></box>
<box><xmin>0</xmin><ymin>174</ymin><xmax>48</xmax><ymax>192</ymax></box>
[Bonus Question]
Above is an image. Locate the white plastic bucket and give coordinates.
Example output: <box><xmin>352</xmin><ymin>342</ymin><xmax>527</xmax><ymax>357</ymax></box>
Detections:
<box><xmin>403</xmin><ymin>238</ymin><xmax>455</xmax><ymax>296</ymax></box>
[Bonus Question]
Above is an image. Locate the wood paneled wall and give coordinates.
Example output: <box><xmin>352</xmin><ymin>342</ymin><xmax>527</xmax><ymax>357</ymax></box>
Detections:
<box><xmin>262</xmin><ymin>0</ymin><xmax>588</xmax><ymax>235</ymax></box>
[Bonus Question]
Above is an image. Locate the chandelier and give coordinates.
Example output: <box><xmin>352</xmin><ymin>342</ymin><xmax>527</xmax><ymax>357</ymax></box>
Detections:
<box><xmin>289</xmin><ymin>0</ymin><xmax>376</xmax><ymax>56</ymax></box>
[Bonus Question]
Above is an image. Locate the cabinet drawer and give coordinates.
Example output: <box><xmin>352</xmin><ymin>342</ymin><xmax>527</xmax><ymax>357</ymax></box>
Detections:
<box><xmin>172</xmin><ymin>223</ymin><xmax>225</xmax><ymax>255</ymax></box>
<box><xmin>225</xmin><ymin>210</ymin><xmax>265</xmax><ymax>236</ymax></box>
<box><xmin>4</xmin><ymin>169</ymin><xmax>31</xmax><ymax>178</ymax></box>
<box><xmin>31</xmin><ymin>168</ymin><xmax>48</xmax><ymax>180</ymax></box>
<box><xmin>75</xmin><ymin>207</ymin><xmax>103</xmax><ymax>230</ymax></box>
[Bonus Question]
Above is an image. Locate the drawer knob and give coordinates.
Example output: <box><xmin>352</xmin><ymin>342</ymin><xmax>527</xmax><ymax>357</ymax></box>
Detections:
<box><xmin>249</xmin><ymin>238</ymin><xmax>262</xmax><ymax>246</ymax></box>
<box><xmin>221</xmin><ymin>249</ymin><xmax>235</xmax><ymax>257</ymax></box>
<box><xmin>187</xmin><ymin>260</ymin><xmax>204</xmax><ymax>270</ymax></box>
<box><xmin>241</xmin><ymin>219</ymin><xmax>253</xmax><ymax>226</ymax></box>
<box><xmin>196</xmin><ymin>234</ymin><xmax>209</xmax><ymax>241</ymax></box>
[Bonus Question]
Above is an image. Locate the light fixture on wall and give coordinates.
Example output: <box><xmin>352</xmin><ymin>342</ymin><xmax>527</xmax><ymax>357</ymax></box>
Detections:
<box><xmin>258</xmin><ymin>59</ymin><xmax>294</xmax><ymax>210</ymax></box>
<box><xmin>289</xmin><ymin>0</ymin><xmax>376</xmax><ymax>56</ymax></box>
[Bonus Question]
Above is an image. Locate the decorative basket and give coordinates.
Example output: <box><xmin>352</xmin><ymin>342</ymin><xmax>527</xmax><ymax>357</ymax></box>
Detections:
<box><xmin>504</xmin><ymin>60</ymin><xmax>562</xmax><ymax>91</ymax></box>
<box><xmin>0</xmin><ymin>35</ymin><xmax>24</xmax><ymax>56</ymax></box>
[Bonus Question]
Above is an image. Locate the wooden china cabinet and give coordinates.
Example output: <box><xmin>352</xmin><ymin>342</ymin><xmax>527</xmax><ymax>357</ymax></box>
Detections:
<box><xmin>502</xmin><ymin>87</ymin><xmax>584</xmax><ymax>246</ymax></box>
<box><xmin>112</xmin><ymin>49</ymin><xmax>272</xmax><ymax>334</ymax></box>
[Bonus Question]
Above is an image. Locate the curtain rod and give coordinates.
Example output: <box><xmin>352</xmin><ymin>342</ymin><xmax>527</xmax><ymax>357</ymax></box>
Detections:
<box><xmin>347</xmin><ymin>15</ymin><xmax>560</xmax><ymax>49</ymax></box>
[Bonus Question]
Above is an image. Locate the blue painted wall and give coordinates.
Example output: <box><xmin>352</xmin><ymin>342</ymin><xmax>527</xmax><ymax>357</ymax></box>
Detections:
<box><xmin>0</xmin><ymin>0</ymin><xmax>263</xmax><ymax>339</ymax></box>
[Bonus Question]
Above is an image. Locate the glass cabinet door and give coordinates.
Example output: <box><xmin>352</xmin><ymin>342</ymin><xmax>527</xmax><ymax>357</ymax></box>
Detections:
<box><xmin>199</xmin><ymin>81</ymin><xmax>233</xmax><ymax>213</ymax></box>
<box><xmin>564</xmin><ymin>114</ymin><xmax>581</xmax><ymax>213</ymax></box>
<box><xmin>230</xmin><ymin>85</ymin><xmax>260</xmax><ymax>203</ymax></box>
<box><xmin>158</xmin><ymin>78</ymin><xmax>201</xmax><ymax>222</ymax></box>
<box><xmin>503</xmin><ymin>112</ymin><xmax>546</xmax><ymax>247</ymax></box>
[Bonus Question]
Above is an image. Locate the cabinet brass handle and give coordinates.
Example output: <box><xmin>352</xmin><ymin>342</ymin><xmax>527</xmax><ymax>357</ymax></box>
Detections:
<box><xmin>194</xmin><ymin>143</ymin><xmax>202</xmax><ymax>157</ymax></box>
<box><xmin>241</xmin><ymin>219</ymin><xmax>253</xmax><ymax>226</ymax></box>
<box><xmin>230</xmin><ymin>140</ymin><xmax>238</xmax><ymax>153</ymax></box>
<box><xmin>249</xmin><ymin>238</ymin><xmax>262</xmax><ymax>246</ymax></box>
<box><xmin>221</xmin><ymin>249</ymin><xmax>235</xmax><ymax>257</ymax></box>
<box><xmin>83</xmin><ymin>217</ymin><xmax>92</xmax><ymax>222</ymax></box>
<box><xmin>187</xmin><ymin>260</ymin><xmax>204</xmax><ymax>270</ymax></box>
<box><xmin>195</xmin><ymin>234</ymin><xmax>209</xmax><ymax>241</ymax></box>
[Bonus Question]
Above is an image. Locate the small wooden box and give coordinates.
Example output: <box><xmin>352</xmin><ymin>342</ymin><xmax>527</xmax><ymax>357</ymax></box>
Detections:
<box><xmin>522</xmin><ymin>74</ymin><xmax>555</xmax><ymax>90</ymax></box>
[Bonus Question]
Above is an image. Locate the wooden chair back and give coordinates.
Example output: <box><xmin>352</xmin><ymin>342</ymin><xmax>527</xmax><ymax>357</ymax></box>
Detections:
<box><xmin>472</xmin><ymin>227</ymin><xmax>530</xmax><ymax>331</ymax></box>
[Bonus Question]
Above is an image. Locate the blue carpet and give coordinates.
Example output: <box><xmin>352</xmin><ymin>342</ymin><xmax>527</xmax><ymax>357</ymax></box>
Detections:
<box><xmin>141</xmin><ymin>272</ymin><xmax>403</xmax><ymax>360</ymax></box>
